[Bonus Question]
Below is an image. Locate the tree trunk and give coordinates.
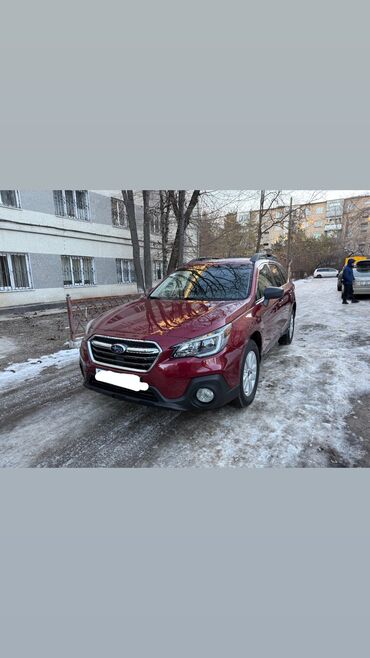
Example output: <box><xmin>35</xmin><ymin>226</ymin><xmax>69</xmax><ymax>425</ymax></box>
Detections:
<box><xmin>142</xmin><ymin>190</ymin><xmax>153</xmax><ymax>290</ymax></box>
<box><xmin>121</xmin><ymin>190</ymin><xmax>145</xmax><ymax>293</ymax></box>
<box><xmin>256</xmin><ymin>190</ymin><xmax>265</xmax><ymax>252</ymax></box>
<box><xmin>160</xmin><ymin>191</ymin><xmax>170</xmax><ymax>273</ymax></box>
<box><xmin>177</xmin><ymin>190</ymin><xmax>186</xmax><ymax>267</ymax></box>
<box><xmin>287</xmin><ymin>196</ymin><xmax>293</xmax><ymax>280</ymax></box>
<box><xmin>167</xmin><ymin>190</ymin><xmax>201</xmax><ymax>273</ymax></box>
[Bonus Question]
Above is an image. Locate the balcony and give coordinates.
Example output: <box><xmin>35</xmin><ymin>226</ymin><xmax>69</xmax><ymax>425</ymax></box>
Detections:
<box><xmin>324</xmin><ymin>223</ymin><xmax>342</xmax><ymax>232</ymax></box>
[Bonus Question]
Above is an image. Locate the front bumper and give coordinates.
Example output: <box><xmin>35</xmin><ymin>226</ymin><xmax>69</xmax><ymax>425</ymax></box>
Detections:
<box><xmin>81</xmin><ymin>362</ymin><xmax>238</xmax><ymax>411</ymax></box>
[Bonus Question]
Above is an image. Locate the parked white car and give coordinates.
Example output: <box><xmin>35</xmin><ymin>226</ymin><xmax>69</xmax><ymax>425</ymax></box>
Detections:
<box><xmin>313</xmin><ymin>267</ymin><xmax>339</xmax><ymax>278</ymax></box>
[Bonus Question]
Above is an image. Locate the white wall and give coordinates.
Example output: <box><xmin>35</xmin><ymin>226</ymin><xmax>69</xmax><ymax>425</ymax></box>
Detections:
<box><xmin>0</xmin><ymin>283</ymin><xmax>138</xmax><ymax>308</ymax></box>
<box><xmin>0</xmin><ymin>207</ymin><xmax>143</xmax><ymax>258</ymax></box>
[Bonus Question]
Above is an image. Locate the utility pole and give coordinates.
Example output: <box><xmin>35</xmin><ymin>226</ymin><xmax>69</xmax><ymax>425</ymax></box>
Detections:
<box><xmin>287</xmin><ymin>195</ymin><xmax>293</xmax><ymax>280</ymax></box>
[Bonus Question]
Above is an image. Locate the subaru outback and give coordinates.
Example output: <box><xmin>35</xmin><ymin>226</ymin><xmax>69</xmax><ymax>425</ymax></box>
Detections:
<box><xmin>79</xmin><ymin>254</ymin><xmax>296</xmax><ymax>411</ymax></box>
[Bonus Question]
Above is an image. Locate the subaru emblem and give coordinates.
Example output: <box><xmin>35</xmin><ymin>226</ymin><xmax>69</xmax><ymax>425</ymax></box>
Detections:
<box><xmin>111</xmin><ymin>343</ymin><xmax>127</xmax><ymax>354</ymax></box>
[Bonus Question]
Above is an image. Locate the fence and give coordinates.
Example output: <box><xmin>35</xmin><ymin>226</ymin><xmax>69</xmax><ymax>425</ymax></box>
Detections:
<box><xmin>66</xmin><ymin>293</ymin><xmax>140</xmax><ymax>344</ymax></box>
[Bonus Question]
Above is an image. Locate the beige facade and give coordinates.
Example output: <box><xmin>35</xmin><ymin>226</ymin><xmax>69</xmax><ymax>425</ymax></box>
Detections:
<box><xmin>246</xmin><ymin>195</ymin><xmax>370</xmax><ymax>252</ymax></box>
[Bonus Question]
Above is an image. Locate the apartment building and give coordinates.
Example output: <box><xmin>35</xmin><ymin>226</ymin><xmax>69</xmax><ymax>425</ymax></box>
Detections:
<box><xmin>246</xmin><ymin>194</ymin><xmax>370</xmax><ymax>251</ymax></box>
<box><xmin>342</xmin><ymin>196</ymin><xmax>370</xmax><ymax>253</ymax></box>
<box><xmin>0</xmin><ymin>190</ymin><xmax>197</xmax><ymax>309</ymax></box>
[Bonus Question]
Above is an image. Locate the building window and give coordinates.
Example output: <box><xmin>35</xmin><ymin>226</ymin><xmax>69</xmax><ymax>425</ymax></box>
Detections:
<box><xmin>111</xmin><ymin>197</ymin><xmax>127</xmax><ymax>227</ymax></box>
<box><xmin>0</xmin><ymin>190</ymin><xmax>21</xmax><ymax>208</ymax></box>
<box><xmin>275</xmin><ymin>211</ymin><xmax>283</xmax><ymax>219</ymax></box>
<box><xmin>54</xmin><ymin>191</ymin><xmax>90</xmax><ymax>220</ymax></box>
<box><xmin>314</xmin><ymin>221</ymin><xmax>323</xmax><ymax>227</ymax></box>
<box><xmin>316</xmin><ymin>207</ymin><xmax>323</xmax><ymax>214</ymax></box>
<box><xmin>116</xmin><ymin>258</ymin><xmax>137</xmax><ymax>284</ymax></box>
<box><xmin>152</xmin><ymin>260</ymin><xmax>163</xmax><ymax>281</ymax></box>
<box><xmin>0</xmin><ymin>253</ymin><xmax>32</xmax><ymax>291</ymax></box>
<box><xmin>61</xmin><ymin>256</ymin><xmax>95</xmax><ymax>286</ymax></box>
<box><xmin>326</xmin><ymin>199</ymin><xmax>343</xmax><ymax>218</ymax></box>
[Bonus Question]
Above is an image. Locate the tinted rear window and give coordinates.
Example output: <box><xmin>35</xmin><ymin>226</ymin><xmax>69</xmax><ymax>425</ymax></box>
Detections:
<box><xmin>356</xmin><ymin>260</ymin><xmax>370</xmax><ymax>271</ymax></box>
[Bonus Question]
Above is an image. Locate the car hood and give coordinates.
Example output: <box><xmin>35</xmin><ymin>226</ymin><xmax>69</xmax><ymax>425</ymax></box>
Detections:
<box><xmin>88</xmin><ymin>297</ymin><xmax>247</xmax><ymax>347</ymax></box>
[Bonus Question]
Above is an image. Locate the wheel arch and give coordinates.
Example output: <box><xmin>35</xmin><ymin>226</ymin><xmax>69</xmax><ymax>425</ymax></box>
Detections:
<box><xmin>249</xmin><ymin>330</ymin><xmax>262</xmax><ymax>356</ymax></box>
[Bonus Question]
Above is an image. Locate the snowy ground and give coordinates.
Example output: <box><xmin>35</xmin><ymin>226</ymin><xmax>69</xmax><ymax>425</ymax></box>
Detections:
<box><xmin>1</xmin><ymin>278</ymin><xmax>370</xmax><ymax>467</ymax></box>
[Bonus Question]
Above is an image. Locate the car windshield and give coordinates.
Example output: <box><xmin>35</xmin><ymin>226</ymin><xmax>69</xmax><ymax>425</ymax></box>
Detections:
<box><xmin>150</xmin><ymin>264</ymin><xmax>253</xmax><ymax>301</ymax></box>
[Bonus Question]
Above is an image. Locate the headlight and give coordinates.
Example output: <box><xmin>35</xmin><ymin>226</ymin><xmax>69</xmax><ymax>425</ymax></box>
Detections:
<box><xmin>172</xmin><ymin>323</ymin><xmax>232</xmax><ymax>359</ymax></box>
<box><xmin>84</xmin><ymin>319</ymin><xmax>94</xmax><ymax>337</ymax></box>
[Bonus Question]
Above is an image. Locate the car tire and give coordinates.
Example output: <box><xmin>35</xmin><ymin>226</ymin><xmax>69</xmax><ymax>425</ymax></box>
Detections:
<box><xmin>316</xmin><ymin>274</ymin><xmax>322</xmax><ymax>278</ymax></box>
<box><xmin>279</xmin><ymin>311</ymin><xmax>295</xmax><ymax>345</ymax></box>
<box><xmin>232</xmin><ymin>339</ymin><xmax>260</xmax><ymax>408</ymax></box>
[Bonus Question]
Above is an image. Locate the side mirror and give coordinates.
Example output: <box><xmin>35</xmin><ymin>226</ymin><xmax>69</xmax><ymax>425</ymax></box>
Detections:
<box><xmin>263</xmin><ymin>286</ymin><xmax>284</xmax><ymax>306</ymax></box>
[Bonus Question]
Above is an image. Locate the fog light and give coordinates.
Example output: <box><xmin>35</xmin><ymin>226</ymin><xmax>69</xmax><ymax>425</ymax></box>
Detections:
<box><xmin>195</xmin><ymin>387</ymin><xmax>215</xmax><ymax>403</ymax></box>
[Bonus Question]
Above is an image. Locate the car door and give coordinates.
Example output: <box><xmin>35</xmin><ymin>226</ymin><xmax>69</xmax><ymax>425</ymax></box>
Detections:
<box><xmin>268</xmin><ymin>261</ymin><xmax>291</xmax><ymax>336</ymax></box>
<box><xmin>253</xmin><ymin>263</ymin><xmax>281</xmax><ymax>352</ymax></box>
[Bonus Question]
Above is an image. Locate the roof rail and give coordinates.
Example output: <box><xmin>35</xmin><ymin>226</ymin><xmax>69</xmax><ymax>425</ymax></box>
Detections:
<box><xmin>250</xmin><ymin>252</ymin><xmax>278</xmax><ymax>263</ymax></box>
<box><xmin>187</xmin><ymin>257</ymin><xmax>223</xmax><ymax>264</ymax></box>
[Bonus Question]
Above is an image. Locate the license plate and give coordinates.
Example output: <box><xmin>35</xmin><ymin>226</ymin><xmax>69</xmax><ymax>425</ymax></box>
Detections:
<box><xmin>95</xmin><ymin>369</ymin><xmax>149</xmax><ymax>392</ymax></box>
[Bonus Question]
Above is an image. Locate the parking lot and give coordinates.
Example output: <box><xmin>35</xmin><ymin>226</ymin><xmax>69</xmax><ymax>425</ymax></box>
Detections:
<box><xmin>1</xmin><ymin>277</ymin><xmax>370</xmax><ymax>467</ymax></box>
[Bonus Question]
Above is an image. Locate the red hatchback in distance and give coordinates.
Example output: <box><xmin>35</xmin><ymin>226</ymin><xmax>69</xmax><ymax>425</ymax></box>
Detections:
<box><xmin>79</xmin><ymin>254</ymin><xmax>296</xmax><ymax>411</ymax></box>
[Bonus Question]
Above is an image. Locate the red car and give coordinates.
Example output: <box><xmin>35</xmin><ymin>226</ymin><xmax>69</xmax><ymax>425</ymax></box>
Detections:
<box><xmin>80</xmin><ymin>254</ymin><xmax>296</xmax><ymax>411</ymax></box>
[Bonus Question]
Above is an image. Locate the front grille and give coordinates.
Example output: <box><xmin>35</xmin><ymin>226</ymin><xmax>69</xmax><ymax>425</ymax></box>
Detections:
<box><xmin>89</xmin><ymin>335</ymin><xmax>161</xmax><ymax>372</ymax></box>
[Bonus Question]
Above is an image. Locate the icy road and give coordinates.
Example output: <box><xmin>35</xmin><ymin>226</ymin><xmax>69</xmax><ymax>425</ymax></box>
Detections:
<box><xmin>1</xmin><ymin>278</ymin><xmax>370</xmax><ymax>467</ymax></box>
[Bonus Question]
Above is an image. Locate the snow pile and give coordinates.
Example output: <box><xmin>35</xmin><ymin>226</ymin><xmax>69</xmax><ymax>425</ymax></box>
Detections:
<box><xmin>0</xmin><ymin>348</ymin><xmax>79</xmax><ymax>392</ymax></box>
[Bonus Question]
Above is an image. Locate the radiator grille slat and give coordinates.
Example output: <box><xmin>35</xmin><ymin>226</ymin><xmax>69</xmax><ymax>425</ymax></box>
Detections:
<box><xmin>89</xmin><ymin>335</ymin><xmax>161</xmax><ymax>372</ymax></box>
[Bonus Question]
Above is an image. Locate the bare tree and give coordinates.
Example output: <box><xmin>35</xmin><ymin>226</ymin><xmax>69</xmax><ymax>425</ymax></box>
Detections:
<box><xmin>167</xmin><ymin>190</ymin><xmax>201</xmax><ymax>273</ymax></box>
<box><xmin>177</xmin><ymin>190</ymin><xmax>186</xmax><ymax>266</ymax></box>
<box><xmin>142</xmin><ymin>190</ymin><xmax>153</xmax><ymax>290</ymax></box>
<box><xmin>159</xmin><ymin>191</ymin><xmax>170</xmax><ymax>272</ymax></box>
<box><xmin>256</xmin><ymin>190</ymin><xmax>281</xmax><ymax>251</ymax></box>
<box><xmin>121</xmin><ymin>190</ymin><xmax>145</xmax><ymax>292</ymax></box>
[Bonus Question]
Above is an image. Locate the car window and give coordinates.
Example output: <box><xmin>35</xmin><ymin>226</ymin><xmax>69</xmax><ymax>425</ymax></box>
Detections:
<box><xmin>356</xmin><ymin>260</ymin><xmax>370</xmax><ymax>272</ymax></box>
<box><xmin>150</xmin><ymin>264</ymin><xmax>253</xmax><ymax>301</ymax></box>
<box><xmin>257</xmin><ymin>264</ymin><xmax>275</xmax><ymax>299</ymax></box>
<box><xmin>277</xmin><ymin>263</ymin><xmax>288</xmax><ymax>283</ymax></box>
<box><xmin>268</xmin><ymin>262</ymin><xmax>285</xmax><ymax>286</ymax></box>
